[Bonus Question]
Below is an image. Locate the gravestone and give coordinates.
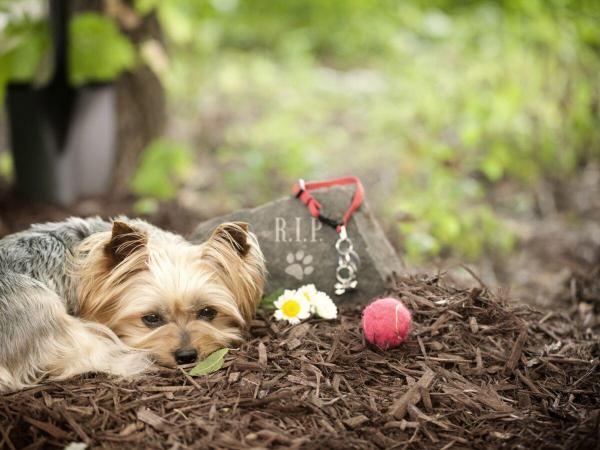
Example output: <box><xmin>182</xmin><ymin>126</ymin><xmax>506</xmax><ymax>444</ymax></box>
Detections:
<box><xmin>192</xmin><ymin>186</ymin><xmax>403</xmax><ymax>303</ymax></box>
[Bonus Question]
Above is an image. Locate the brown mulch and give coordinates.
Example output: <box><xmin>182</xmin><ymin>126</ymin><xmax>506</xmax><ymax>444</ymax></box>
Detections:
<box><xmin>1</xmin><ymin>276</ymin><xmax>599</xmax><ymax>450</ymax></box>
<box><xmin>559</xmin><ymin>237</ymin><xmax>600</xmax><ymax>331</ymax></box>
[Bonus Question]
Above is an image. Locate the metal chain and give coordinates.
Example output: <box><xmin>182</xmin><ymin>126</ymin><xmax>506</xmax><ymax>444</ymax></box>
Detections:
<box><xmin>334</xmin><ymin>226</ymin><xmax>360</xmax><ymax>295</ymax></box>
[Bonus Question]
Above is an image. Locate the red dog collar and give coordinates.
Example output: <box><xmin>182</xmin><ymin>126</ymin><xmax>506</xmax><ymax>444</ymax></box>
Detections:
<box><xmin>291</xmin><ymin>176</ymin><xmax>364</xmax><ymax>234</ymax></box>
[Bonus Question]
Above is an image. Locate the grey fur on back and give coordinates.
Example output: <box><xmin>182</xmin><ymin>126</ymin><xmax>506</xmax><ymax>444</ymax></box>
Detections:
<box><xmin>0</xmin><ymin>217</ymin><xmax>110</xmax><ymax>312</ymax></box>
<box><xmin>0</xmin><ymin>273</ymin><xmax>63</xmax><ymax>371</ymax></box>
<box><xmin>0</xmin><ymin>217</ymin><xmax>154</xmax><ymax>390</ymax></box>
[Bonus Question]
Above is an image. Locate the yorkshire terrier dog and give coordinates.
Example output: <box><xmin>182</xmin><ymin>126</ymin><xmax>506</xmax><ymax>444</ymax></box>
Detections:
<box><xmin>0</xmin><ymin>217</ymin><xmax>265</xmax><ymax>391</ymax></box>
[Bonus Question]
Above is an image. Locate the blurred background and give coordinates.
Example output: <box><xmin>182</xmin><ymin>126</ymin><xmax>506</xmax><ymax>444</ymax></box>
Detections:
<box><xmin>1</xmin><ymin>0</ymin><xmax>599</xmax><ymax>309</ymax></box>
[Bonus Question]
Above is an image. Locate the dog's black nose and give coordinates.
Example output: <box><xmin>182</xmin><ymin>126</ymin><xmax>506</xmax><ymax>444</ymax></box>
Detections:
<box><xmin>174</xmin><ymin>348</ymin><xmax>198</xmax><ymax>365</ymax></box>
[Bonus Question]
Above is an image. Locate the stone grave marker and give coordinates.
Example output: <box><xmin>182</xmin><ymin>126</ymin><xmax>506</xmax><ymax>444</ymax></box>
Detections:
<box><xmin>192</xmin><ymin>186</ymin><xmax>403</xmax><ymax>303</ymax></box>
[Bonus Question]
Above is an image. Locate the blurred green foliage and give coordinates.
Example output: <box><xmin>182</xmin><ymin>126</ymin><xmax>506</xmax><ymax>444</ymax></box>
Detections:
<box><xmin>130</xmin><ymin>139</ymin><xmax>193</xmax><ymax>214</ymax></box>
<box><xmin>0</xmin><ymin>8</ymin><xmax>135</xmax><ymax>101</ymax></box>
<box><xmin>259</xmin><ymin>288</ymin><xmax>284</xmax><ymax>311</ymax></box>
<box><xmin>0</xmin><ymin>15</ymin><xmax>48</xmax><ymax>101</ymax></box>
<box><xmin>0</xmin><ymin>152</ymin><xmax>14</xmax><ymax>183</ymax></box>
<box><xmin>69</xmin><ymin>13</ymin><xmax>136</xmax><ymax>86</ymax></box>
<box><xmin>2</xmin><ymin>0</ymin><xmax>599</xmax><ymax>261</ymax></box>
<box><xmin>137</xmin><ymin>0</ymin><xmax>599</xmax><ymax>260</ymax></box>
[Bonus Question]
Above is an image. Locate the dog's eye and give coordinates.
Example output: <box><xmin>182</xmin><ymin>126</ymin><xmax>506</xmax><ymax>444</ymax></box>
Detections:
<box><xmin>197</xmin><ymin>307</ymin><xmax>217</xmax><ymax>321</ymax></box>
<box><xmin>142</xmin><ymin>313</ymin><xmax>164</xmax><ymax>328</ymax></box>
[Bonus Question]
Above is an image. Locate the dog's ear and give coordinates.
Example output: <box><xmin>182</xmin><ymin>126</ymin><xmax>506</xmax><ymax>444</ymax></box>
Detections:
<box><xmin>202</xmin><ymin>222</ymin><xmax>265</xmax><ymax>323</ymax></box>
<box><xmin>104</xmin><ymin>221</ymin><xmax>147</xmax><ymax>267</ymax></box>
<box><xmin>209</xmin><ymin>222</ymin><xmax>250</xmax><ymax>257</ymax></box>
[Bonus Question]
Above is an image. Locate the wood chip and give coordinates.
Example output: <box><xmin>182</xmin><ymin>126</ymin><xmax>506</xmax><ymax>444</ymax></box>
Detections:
<box><xmin>420</xmin><ymin>385</ymin><xmax>433</xmax><ymax>412</ymax></box>
<box><xmin>407</xmin><ymin>404</ymin><xmax>449</xmax><ymax>430</ymax></box>
<box><xmin>389</xmin><ymin>369</ymin><xmax>436</xmax><ymax>419</ymax></box>
<box><xmin>258</xmin><ymin>342</ymin><xmax>268</xmax><ymax>368</ymax></box>
<box><xmin>469</xmin><ymin>316</ymin><xmax>479</xmax><ymax>334</ymax></box>
<box><xmin>60</xmin><ymin>408</ymin><xmax>90</xmax><ymax>442</ymax></box>
<box><xmin>429</xmin><ymin>313</ymin><xmax>452</xmax><ymax>335</ymax></box>
<box><xmin>475</xmin><ymin>347</ymin><xmax>483</xmax><ymax>373</ymax></box>
<box><xmin>285</xmin><ymin>338</ymin><xmax>302</xmax><ymax>351</ymax></box>
<box><xmin>343</xmin><ymin>415</ymin><xmax>369</xmax><ymax>429</ymax></box>
<box><xmin>477</xmin><ymin>387</ymin><xmax>513</xmax><ymax>412</ymax></box>
<box><xmin>506</xmin><ymin>329</ymin><xmax>528</xmax><ymax>371</ymax></box>
<box><xmin>136</xmin><ymin>408</ymin><xmax>167</xmax><ymax>431</ymax></box>
<box><xmin>518</xmin><ymin>391</ymin><xmax>532</xmax><ymax>409</ymax></box>
<box><xmin>23</xmin><ymin>417</ymin><xmax>69</xmax><ymax>439</ymax></box>
<box><xmin>118</xmin><ymin>423</ymin><xmax>139</xmax><ymax>437</ymax></box>
<box><xmin>516</xmin><ymin>369</ymin><xmax>541</xmax><ymax>394</ymax></box>
<box><xmin>286</xmin><ymin>375</ymin><xmax>317</xmax><ymax>389</ymax></box>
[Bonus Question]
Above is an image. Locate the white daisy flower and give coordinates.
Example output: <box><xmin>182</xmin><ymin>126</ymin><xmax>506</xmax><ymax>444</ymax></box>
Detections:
<box><xmin>296</xmin><ymin>284</ymin><xmax>318</xmax><ymax>309</ymax></box>
<box><xmin>274</xmin><ymin>289</ymin><xmax>311</xmax><ymax>325</ymax></box>
<box><xmin>311</xmin><ymin>291</ymin><xmax>338</xmax><ymax>320</ymax></box>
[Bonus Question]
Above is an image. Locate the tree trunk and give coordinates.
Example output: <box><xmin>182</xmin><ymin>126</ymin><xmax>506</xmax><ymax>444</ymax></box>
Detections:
<box><xmin>72</xmin><ymin>0</ymin><xmax>166</xmax><ymax>197</ymax></box>
<box><xmin>113</xmin><ymin>64</ymin><xmax>165</xmax><ymax>197</ymax></box>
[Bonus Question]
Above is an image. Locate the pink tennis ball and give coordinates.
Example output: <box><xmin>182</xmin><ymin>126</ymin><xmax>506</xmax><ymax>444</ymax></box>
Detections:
<box><xmin>362</xmin><ymin>297</ymin><xmax>412</xmax><ymax>349</ymax></box>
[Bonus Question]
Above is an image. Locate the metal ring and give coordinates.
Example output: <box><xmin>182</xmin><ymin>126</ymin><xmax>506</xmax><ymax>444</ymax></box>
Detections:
<box><xmin>336</xmin><ymin>265</ymin><xmax>354</xmax><ymax>283</ymax></box>
<box><xmin>335</xmin><ymin>237</ymin><xmax>353</xmax><ymax>255</ymax></box>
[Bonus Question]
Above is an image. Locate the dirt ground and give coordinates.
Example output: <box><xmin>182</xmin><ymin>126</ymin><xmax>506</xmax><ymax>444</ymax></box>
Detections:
<box><xmin>0</xmin><ymin>186</ymin><xmax>203</xmax><ymax>240</ymax></box>
<box><xmin>0</xmin><ymin>275</ymin><xmax>598</xmax><ymax>450</ymax></box>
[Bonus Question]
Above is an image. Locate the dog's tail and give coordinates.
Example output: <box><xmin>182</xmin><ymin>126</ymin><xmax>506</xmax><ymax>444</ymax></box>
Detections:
<box><xmin>0</xmin><ymin>273</ymin><xmax>151</xmax><ymax>392</ymax></box>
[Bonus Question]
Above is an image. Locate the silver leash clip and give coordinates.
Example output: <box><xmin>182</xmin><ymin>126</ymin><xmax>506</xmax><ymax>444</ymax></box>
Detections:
<box><xmin>334</xmin><ymin>226</ymin><xmax>360</xmax><ymax>295</ymax></box>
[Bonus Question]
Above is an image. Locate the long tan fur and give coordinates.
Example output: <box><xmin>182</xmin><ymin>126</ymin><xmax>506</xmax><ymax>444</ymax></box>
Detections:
<box><xmin>0</xmin><ymin>218</ymin><xmax>265</xmax><ymax>392</ymax></box>
<box><xmin>70</xmin><ymin>220</ymin><xmax>266</xmax><ymax>366</ymax></box>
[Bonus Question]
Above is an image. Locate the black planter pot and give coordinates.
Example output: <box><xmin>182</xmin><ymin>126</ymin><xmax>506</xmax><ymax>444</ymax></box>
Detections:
<box><xmin>6</xmin><ymin>83</ymin><xmax>117</xmax><ymax>205</ymax></box>
<box><xmin>5</xmin><ymin>0</ymin><xmax>117</xmax><ymax>205</ymax></box>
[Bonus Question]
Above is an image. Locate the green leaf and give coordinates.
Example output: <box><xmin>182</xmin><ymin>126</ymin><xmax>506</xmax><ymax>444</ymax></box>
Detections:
<box><xmin>260</xmin><ymin>288</ymin><xmax>284</xmax><ymax>310</ymax></box>
<box><xmin>130</xmin><ymin>139</ymin><xmax>193</xmax><ymax>200</ymax></box>
<box><xmin>189</xmin><ymin>348</ymin><xmax>229</xmax><ymax>377</ymax></box>
<box><xmin>0</xmin><ymin>18</ymin><xmax>49</xmax><ymax>85</ymax></box>
<box><xmin>69</xmin><ymin>13</ymin><xmax>136</xmax><ymax>85</ymax></box>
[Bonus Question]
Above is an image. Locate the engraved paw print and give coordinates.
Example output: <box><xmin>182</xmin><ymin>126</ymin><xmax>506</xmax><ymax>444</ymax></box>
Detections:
<box><xmin>284</xmin><ymin>250</ymin><xmax>314</xmax><ymax>281</ymax></box>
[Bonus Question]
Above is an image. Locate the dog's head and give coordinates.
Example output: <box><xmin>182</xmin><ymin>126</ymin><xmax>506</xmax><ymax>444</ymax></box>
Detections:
<box><xmin>74</xmin><ymin>220</ymin><xmax>265</xmax><ymax>366</ymax></box>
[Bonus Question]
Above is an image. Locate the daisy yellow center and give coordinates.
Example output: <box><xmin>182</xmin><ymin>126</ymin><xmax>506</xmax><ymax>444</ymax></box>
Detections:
<box><xmin>282</xmin><ymin>299</ymin><xmax>301</xmax><ymax>317</ymax></box>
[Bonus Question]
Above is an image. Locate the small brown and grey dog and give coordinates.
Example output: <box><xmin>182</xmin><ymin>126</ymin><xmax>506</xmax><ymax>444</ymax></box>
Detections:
<box><xmin>0</xmin><ymin>217</ymin><xmax>265</xmax><ymax>391</ymax></box>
